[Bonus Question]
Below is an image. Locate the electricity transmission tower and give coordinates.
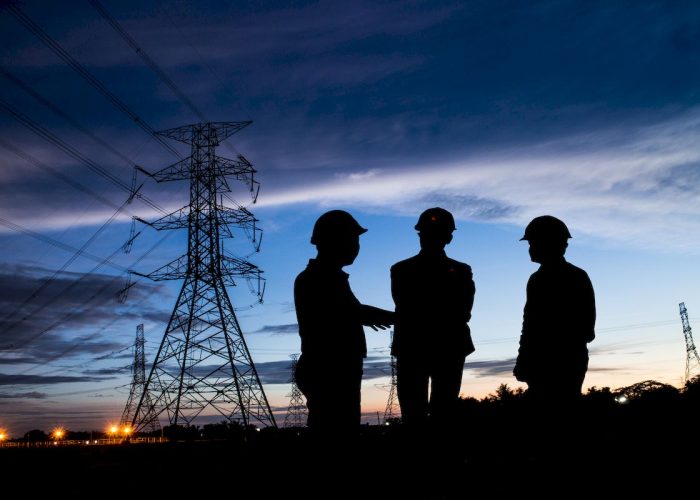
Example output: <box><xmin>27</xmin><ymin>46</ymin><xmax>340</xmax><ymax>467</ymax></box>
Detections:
<box><xmin>132</xmin><ymin>122</ymin><xmax>276</xmax><ymax>431</ymax></box>
<box><xmin>679</xmin><ymin>302</ymin><xmax>700</xmax><ymax>383</ymax></box>
<box><xmin>284</xmin><ymin>354</ymin><xmax>307</xmax><ymax>428</ymax></box>
<box><xmin>383</xmin><ymin>353</ymin><xmax>400</xmax><ymax>423</ymax></box>
<box><xmin>120</xmin><ymin>324</ymin><xmax>160</xmax><ymax>433</ymax></box>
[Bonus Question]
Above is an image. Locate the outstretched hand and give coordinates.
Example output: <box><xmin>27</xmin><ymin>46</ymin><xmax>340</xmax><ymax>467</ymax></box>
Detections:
<box><xmin>366</xmin><ymin>321</ymin><xmax>392</xmax><ymax>331</ymax></box>
<box><xmin>360</xmin><ymin>304</ymin><xmax>395</xmax><ymax>332</ymax></box>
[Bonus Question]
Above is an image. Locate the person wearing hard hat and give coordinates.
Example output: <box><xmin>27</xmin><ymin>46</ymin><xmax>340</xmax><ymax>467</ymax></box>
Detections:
<box><xmin>294</xmin><ymin>210</ymin><xmax>394</xmax><ymax>435</ymax></box>
<box><xmin>514</xmin><ymin>215</ymin><xmax>596</xmax><ymax>402</ymax></box>
<box><xmin>390</xmin><ymin>207</ymin><xmax>476</xmax><ymax>429</ymax></box>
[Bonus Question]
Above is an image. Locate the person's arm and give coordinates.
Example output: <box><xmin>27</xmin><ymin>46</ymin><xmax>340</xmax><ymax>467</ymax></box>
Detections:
<box><xmin>464</xmin><ymin>265</ymin><xmax>475</xmax><ymax>323</ymax></box>
<box><xmin>360</xmin><ymin>304</ymin><xmax>395</xmax><ymax>331</ymax></box>
<box><xmin>513</xmin><ymin>276</ymin><xmax>534</xmax><ymax>382</ymax></box>
<box><xmin>580</xmin><ymin>272</ymin><xmax>596</xmax><ymax>343</ymax></box>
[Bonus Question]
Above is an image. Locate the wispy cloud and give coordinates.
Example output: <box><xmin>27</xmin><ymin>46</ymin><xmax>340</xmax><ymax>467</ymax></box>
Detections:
<box><xmin>465</xmin><ymin>358</ymin><xmax>516</xmax><ymax>378</ymax></box>
<box><xmin>252</xmin><ymin>323</ymin><xmax>298</xmax><ymax>335</ymax></box>
<box><xmin>0</xmin><ymin>373</ymin><xmax>112</xmax><ymax>385</ymax></box>
<box><xmin>0</xmin><ymin>264</ymin><xmax>166</xmax><ymax>366</ymax></box>
<box><xmin>0</xmin><ymin>391</ymin><xmax>47</xmax><ymax>399</ymax></box>
<box><xmin>257</xmin><ymin>108</ymin><xmax>700</xmax><ymax>251</ymax></box>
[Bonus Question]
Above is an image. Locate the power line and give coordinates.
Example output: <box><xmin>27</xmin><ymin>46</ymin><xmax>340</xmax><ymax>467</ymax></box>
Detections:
<box><xmin>89</xmin><ymin>0</ymin><xmax>207</xmax><ymax>123</ymax></box>
<box><xmin>5</xmin><ymin>229</ymin><xmax>174</xmax><ymax>359</ymax></box>
<box><xmin>0</xmin><ymin>137</ymin><xmax>123</xmax><ymax>212</ymax></box>
<box><xmin>0</xmin><ymin>98</ymin><xmax>167</xmax><ymax>216</ymax></box>
<box><xmin>5</xmin><ymin>3</ymin><xmax>182</xmax><ymax>160</ymax></box>
<box><xmin>0</xmin><ymin>216</ymin><xmax>128</xmax><ymax>273</ymax></box>
<box><xmin>283</xmin><ymin>354</ymin><xmax>307</xmax><ymax>428</ymax></box>
<box><xmin>0</xmin><ymin>196</ymin><xmax>133</xmax><ymax>336</ymax></box>
<box><xmin>132</xmin><ymin>121</ymin><xmax>275</xmax><ymax>431</ymax></box>
<box><xmin>0</xmin><ymin>66</ymin><xmax>141</xmax><ymax>169</ymax></box>
<box><xmin>120</xmin><ymin>324</ymin><xmax>160</xmax><ymax>433</ymax></box>
<box><xmin>679</xmin><ymin>302</ymin><xmax>700</xmax><ymax>384</ymax></box>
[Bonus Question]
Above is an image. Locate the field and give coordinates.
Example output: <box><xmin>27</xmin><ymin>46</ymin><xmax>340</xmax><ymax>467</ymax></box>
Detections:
<box><xmin>2</xmin><ymin>394</ymin><xmax>695</xmax><ymax>499</ymax></box>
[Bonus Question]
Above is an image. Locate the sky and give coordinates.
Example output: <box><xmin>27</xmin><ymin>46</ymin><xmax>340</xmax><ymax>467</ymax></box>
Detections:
<box><xmin>1</xmin><ymin>0</ymin><xmax>700</xmax><ymax>436</ymax></box>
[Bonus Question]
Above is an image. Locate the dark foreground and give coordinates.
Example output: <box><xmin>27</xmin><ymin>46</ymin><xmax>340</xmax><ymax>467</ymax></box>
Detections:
<box><xmin>0</xmin><ymin>412</ymin><xmax>693</xmax><ymax>498</ymax></box>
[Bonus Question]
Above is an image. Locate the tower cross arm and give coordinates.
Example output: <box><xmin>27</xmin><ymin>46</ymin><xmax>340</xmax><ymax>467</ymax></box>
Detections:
<box><xmin>221</xmin><ymin>255</ymin><xmax>263</xmax><ymax>278</ymax></box>
<box><xmin>137</xmin><ymin>206</ymin><xmax>190</xmax><ymax>231</ymax></box>
<box><xmin>149</xmin><ymin>157</ymin><xmax>193</xmax><ymax>182</ymax></box>
<box><xmin>218</xmin><ymin>206</ymin><xmax>257</xmax><ymax>230</ymax></box>
<box><xmin>157</xmin><ymin>121</ymin><xmax>252</xmax><ymax>145</ymax></box>
<box><xmin>131</xmin><ymin>254</ymin><xmax>188</xmax><ymax>281</ymax></box>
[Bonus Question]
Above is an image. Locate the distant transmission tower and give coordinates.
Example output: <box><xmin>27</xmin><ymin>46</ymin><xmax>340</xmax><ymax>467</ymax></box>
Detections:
<box><xmin>132</xmin><ymin>122</ymin><xmax>276</xmax><ymax>430</ymax></box>
<box><xmin>679</xmin><ymin>302</ymin><xmax>700</xmax><ymax>383</ymax></box>
<box><xmin>120</xmin><ymin>324</ymin><xmax>159</xmax><ymax>433</ymax></box>
<box><xmin>284</xmin><ymin>354</ymin><xmax>307</xmax><ymax>428</ymax></box>
<box><xmin>383</xmin><ymin>354</ymin><xmax>401</xmax><ymax>422</ymax></box>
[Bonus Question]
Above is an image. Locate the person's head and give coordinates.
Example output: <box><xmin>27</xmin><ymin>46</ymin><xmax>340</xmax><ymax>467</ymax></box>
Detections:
<box><xmin>415</xmin><ymin>207</ymin><xmax>455</xmax><ymax>252</ymax></box>
<box><xmin>310</xmin><ymin>210</ymin><xmax>367</xmax><ymax>267</ymax></box>
<box><xmin>520</xmin><ymin>215</ymin><xmax>571</xmax><ymax>264</ymax></box>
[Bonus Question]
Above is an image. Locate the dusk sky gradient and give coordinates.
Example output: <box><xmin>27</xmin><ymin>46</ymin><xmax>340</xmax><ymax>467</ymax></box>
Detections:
<box><xmin>1</xmin><ymin>0</ymin><xmax>700</xmax><ymax>435</ymax></box>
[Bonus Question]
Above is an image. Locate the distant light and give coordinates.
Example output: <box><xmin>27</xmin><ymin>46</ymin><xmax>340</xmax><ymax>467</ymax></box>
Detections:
<box><xmin>85</xmin><ymin>440</ymin><xmax>90</xmax><ymax>445</ymax></box>
<box><xmin>109</xmin><ymin>425</ymin><xmax>118</xmax><ymax>434</ymax></box>
<box><xmin>615</xmin><ymin>395</ymin><xmax>628</xmax><ymax>404</ymax></box>
<box><xmin>0</xmin><ymin>432</ymin><xmax>6</xmax><ymax>441</ymax></box>
<box><xmin>255</xmin><ymin>428</ymin><xmax>260</xmax><ymax>432</ymax></box>
<box><xmin>94</xmin><ymin>440</ymin><xmax>98</xmax><ymax>444</ymax></box>
<box><xmin>53</xmin><ymin>428</ymin><xmax>65</xmax><ymax>440</ymax></box>
<box><xmin>122</xmin><ymin>426</ymin><xmax>132</xmax><ymax>435</ymax></box>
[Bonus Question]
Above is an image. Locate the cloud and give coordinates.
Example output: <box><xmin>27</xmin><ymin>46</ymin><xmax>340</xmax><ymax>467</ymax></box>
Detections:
<box><xmin>0</xmin><ymin>391</ymin><xmax>47</xmax><ymax>399</ymax></box>
<box><xmin>256</xmin><ymin>107</ymin><xmax>700</xmax><ymax>251</ymax></box>
<box><xmin>252</xmin><ymin>360</ymin><xmax>295</xmax><ymax>385</ymax></box>
<box><xmin>0</xmin><ymin>373</ymin><xmax>111</xmax><ymax>385</ymax></box>
<box><xmin>362</xmin><ymin>356</ymin><xmax>392</xmax><ymax>380</ymax></box>
<box><xmin>0</xmin><ymin>264</ymin><xmax>167</xmax><ymax>367</ymax></box>
<box><xmin>82</xmin><ymin>366</ymin><xmax>130</xmax><ymax>376</ymax></box>
<box><xmin>464</xmin><ymin>358</ymin><xmax>517</xmax><ymax>378</ymax></box>
<box><xmin>252</xmin><ymin>323</ymin><xmax>298</xmax><ymax>335</ymax></box>
<box><xmin>0</xmin><ymin>356</ymin><xmax>36</xmax><ymax>365</ymax></box>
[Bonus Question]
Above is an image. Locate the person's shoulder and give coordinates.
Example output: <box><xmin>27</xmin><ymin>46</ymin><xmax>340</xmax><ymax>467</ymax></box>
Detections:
<box><xmin>447</xmin><ymin>257</ymin><xmax>472</xmax><ymax>277</ymax></box>
<box><xmin>391</xmin><ymin>254</ymin><xmax>420</xmax><ymax>273</ymax></box>
<box><xmin>294</xmin><ymin>264</ymin><xmax>315</xmax><ymax>287</ymax></box>
<box><xmin>564</xmin><ymin>261</ymin><xmax>591</xmax><ymax>279</ymax></box>
<box><xmin>446</xmin><ymin>257</ymin><xmax>471</xmax><ymax>273</ymax></box>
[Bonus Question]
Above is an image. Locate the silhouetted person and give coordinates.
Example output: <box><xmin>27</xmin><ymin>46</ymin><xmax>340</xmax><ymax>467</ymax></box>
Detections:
<box><xmin>514</xmin><ymin>215</ymin><xmax>596</xmax><ymax>402</ymax></box>
<box><xmin>391</xmin><ymin>208</ymin><xmax>476</xmax><ymax>429</ymax></box>
<box><xmin>294</xmin><ymin>210</ymin><xmax>394</xmax><ymax>436</ymax></box>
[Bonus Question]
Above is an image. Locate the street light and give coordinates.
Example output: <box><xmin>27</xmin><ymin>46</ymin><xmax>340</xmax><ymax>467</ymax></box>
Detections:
<box><xmin>0</xmin><ymin>428</ymin><xmax>7</xmax><ymax>444</ymax></box>
<box><xmin>52</xmin><ymin>428</ymin><xmax>65</xmax><ymax>444</ymax></box>
<box><xmin>107</xmin><ymin>424</ymin><xmax>119</xmax><ymax>444</ymax></box>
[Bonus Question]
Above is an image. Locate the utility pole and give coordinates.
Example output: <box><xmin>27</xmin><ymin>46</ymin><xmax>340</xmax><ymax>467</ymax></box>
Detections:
<box><xmin>383</xmin><ymin>332</ymin><xmax>401</xmax><ymax>423</ymax></box>
<box><xmin>679</xmin><ymin>302</ymin><xmax>700</xmax><ymax>384</ymax></box>
<box><xmin>283</xmin><ymin>354</ymin><xmax>307</xmax><ymax>428</ymax></box>
<box><xmin>132</xmin><ymin>122</ymin><xmax>275</xmax><ymax>430</ymax></box>
<box><xmin>120</xmin><ymin>324</ymin><xmax>160</xmax><ymax>434</ymax></box>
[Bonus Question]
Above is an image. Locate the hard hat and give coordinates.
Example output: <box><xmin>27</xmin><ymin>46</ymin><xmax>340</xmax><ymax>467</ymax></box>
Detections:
<box><xmin>520</xmin><ymin>215</ymin><xmax>572</xmax><ymax>241</ymax></box>
<box><xmin>310</xmin><ymin>210</ymin><xmax>367</xmax><ymax>245</ymax></box>
<box><xmin>415</xmin><ymin>207</ymin><xmax>456</xmax><ymax>232</ymax></box>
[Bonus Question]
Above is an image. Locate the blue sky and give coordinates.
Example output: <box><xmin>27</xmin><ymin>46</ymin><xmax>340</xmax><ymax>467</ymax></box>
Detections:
<box><xmin>1</xmin><ymin>0</ymin><xmax>700</xmax><ymax>435</ymax></box>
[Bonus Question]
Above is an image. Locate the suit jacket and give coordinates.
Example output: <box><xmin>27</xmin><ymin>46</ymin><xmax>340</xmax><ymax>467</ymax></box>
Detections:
<box><xmin>391</xmin><ymin>250</ymin><xmax>475</xmax><ymax>358</ymax></box>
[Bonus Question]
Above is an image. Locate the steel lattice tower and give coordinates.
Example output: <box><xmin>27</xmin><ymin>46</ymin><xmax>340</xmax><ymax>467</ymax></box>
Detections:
<box><xmin>120</xmin><ymin>324</ymin><xmax>160</xmax><ymax>433</ymax></box>
<box><xmin>132</xmin><ymin>122</ymin><xmax>276</xmax><ymax>430</ymax></box>
<box><xmin>679</xmin><ymin>302</ymin><xmax>700</xmax><ymax>383</ymax></box>
<box><xmin>284</xmin><ymin>354</ymin><xmax>307</xmax><ymax>428</ymax></box>
<box><xmin>383</xmin><ymin>354</ymin><xmax>401</xmax><ymax>422</ymax></box>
